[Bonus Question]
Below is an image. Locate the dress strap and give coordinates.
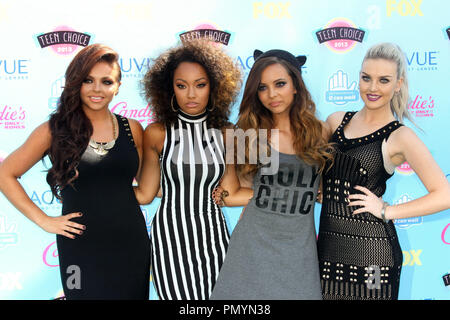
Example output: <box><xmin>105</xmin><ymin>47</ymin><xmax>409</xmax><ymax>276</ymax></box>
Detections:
<box><xmin>116</xmin><ymin>114</ymin><xmax>137</xmax><ymax>149</ymax></box>
<box><xmin>340</xmin><ymin>111</ymin><xmax>357</xmax><ymax>127</ymax></box>
<box><xmin>333</xmin><ymin>111</ymin><xmax>403</xmax><ymax>149</ymax></box>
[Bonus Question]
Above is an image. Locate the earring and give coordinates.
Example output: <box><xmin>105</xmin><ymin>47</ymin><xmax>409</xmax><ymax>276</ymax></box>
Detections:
<box><xmin>207</xmin><ymin>96</ymin><xmax>215</xmax><ymax>112</ymax></box>
<box><xmin>170</xmin><ymin>94</ymin><xmax>178</xmax><ymax>112</ymax></box>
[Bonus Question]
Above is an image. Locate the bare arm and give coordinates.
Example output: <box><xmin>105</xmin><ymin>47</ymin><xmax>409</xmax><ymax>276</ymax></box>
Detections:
<box><xmin>0</xmin><ymin>122</ymin><xmax>85</xmax><ymax>239</ymax></box>
<box><xmin>133</xmin><ymin>123</ymin><xmax>164</xmax><ymax>205</ymax></box>
<box><xmin>325</xmin><ymin>111</ymin><xmax>346</xmax><ymax>138</ymax></box>
<box><xmin>217</xmin><ymin>163</ymin><xmax>253</xmax><ymax>207</ymax></box>
<box><xmin>349</xmin><ymin>126</ymin><xmax>450</xmax><ymax>220</ymax></box>
<box><xmin>384</xmin><ymin>126</ymin><xmax>450</xmax><ymax>219</ymax></box>
<box><xmin>128</xmin><ymin>118</ymin><xmax>144</xmax><ymax>181</ymax></box>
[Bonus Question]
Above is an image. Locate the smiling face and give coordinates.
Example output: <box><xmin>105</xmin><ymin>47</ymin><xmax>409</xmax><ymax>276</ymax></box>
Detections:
<box><xmin>257</xmin><ymin>63</ymin><xmax>297</xmax><ymax>117</ymax></box>
<box><xmin>80</xmin><ymin>61</ymin><xmax>121</xmax><ymax>113</ymax></box>
<box><xmin>359</xmin><ymin>58</ymin><xmax>403</xmax><ymax>112</ymax></box>
<box><xmin>173</xmin><ymin>61</ymin><xmax>210</xmax><ymax>115</ymax></box>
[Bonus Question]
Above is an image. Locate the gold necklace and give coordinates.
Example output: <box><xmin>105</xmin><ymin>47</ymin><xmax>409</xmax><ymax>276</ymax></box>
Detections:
<box><xmin>88</xmin><ymin>112</ymin><xmax>116</xmax><ymax>156</ymax></box>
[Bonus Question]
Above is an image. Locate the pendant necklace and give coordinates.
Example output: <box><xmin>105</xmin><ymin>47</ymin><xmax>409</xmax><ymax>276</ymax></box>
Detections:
<box><xmin>88</xmin><ymin>112</ymin><xmax>117</xmax><ymax>156</ymax></box>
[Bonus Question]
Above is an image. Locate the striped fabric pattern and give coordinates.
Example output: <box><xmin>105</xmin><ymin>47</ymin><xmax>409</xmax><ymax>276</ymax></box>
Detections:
<box><xmin>150</xmin><ymin>110</ymin><xmax>230</xmax><ymax>300</ymax></box>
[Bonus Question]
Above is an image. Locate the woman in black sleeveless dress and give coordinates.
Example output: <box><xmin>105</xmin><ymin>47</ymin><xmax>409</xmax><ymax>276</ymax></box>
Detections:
<box><xmin>57</xmin><ymin>113</ymin><xmax>150</xmax><ymax>299</ymax></box>
<box><xmin>0</xmin><ymin>44</ymin><xmax>150</xmax><ymax>299</ymax></box>
<box><xmin>317</xmin><ymin>42</ymin><xmax>450</xmax><ymax>300</ymax></box>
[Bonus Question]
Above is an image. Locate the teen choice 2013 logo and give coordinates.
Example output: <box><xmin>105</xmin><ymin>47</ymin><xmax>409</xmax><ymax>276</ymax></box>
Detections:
<box><xmin>315</xmin><ymin>18</ymin><xmax>366</xmax><ymax>54</ymax></box>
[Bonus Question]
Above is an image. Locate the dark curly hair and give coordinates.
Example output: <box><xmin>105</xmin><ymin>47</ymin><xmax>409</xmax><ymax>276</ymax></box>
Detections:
<box><xmin>142</xmin><ymin>40</ymin><xmax>242</xmax><ymax>129</ymax></box>
<box><xmin>46</xmin><ymin>44</ymin><xmax>121</xmax><ymax>199</ymax></box>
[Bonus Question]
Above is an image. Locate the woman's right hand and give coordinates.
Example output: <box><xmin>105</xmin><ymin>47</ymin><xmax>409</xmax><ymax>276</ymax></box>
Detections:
<box><xmin>39</xmin><ymin>212</ymin><xmax>86</xmax><ymax>239</ymax></box>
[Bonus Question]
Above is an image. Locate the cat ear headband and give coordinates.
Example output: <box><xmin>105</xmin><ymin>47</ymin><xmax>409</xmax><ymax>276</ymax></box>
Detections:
<box><xmin>253</xmin><ymin>49</ymin><xmax>306</xmax><ymax>72</ymax></box>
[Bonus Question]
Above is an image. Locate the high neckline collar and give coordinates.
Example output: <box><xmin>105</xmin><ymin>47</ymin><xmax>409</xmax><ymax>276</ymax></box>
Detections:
<box><xmin>177</xmin><ymin>109</ymin><xmax>208</xmax><ymax>123</ymax></box>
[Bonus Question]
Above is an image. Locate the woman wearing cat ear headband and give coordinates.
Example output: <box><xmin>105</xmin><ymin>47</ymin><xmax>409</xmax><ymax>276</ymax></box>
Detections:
<box><xmin>210</xmin><ymin>49</ymin><xmax>333</xmax><ymax>300</ymax></box>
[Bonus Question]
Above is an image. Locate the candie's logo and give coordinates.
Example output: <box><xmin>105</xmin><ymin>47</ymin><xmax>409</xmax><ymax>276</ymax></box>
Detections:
<box><xmin>408</xmin><ymin>94</ymin><xmax>435</xmax><ymax>118</ymax></box>
<box><xmin>179</xmin><ymin>23</ymin><xmax>232</xmax><ymax>46</ymax></box>
<box><xmin>395</xmin><ymin>161</ymin><xmax>414</xmax><ymax>175</ymax></box>
<box><xmin>315</xmin><ymin>18</ymin><xmax>366</xmax><ymax>53</ymax></box>
<box><xmin>110</xmin><ymin>102</ymin><xmax>156</xmax><ymax>126</ymax></box>
<box><xmin>35</xmin><ymin>25</ymin><xmax>92</xmax><ymax>56</ymax></box>
<box><xmin>43</xmin><ymin>241</ymin><xmax>59</xmax><ymax>267</ymax></box>
<box><xmin>0</xmin><ymin>105</ymin><xmax>26</xmax><ymax>130</ymax></box>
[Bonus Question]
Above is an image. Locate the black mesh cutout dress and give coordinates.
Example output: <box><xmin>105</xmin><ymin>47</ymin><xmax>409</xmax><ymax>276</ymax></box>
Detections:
<box><xmin>317</xmin><ymin>111</ymin><xmax>403</xmax><ymax>300</ymax></box>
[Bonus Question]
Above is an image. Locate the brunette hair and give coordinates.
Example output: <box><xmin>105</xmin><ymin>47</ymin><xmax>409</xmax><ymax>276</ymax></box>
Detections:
<box><xmin>142</xmin><ymin>39</ymin><xmax>242</xmax><ymax>129</ymax></box>
<box><xmin>236</xmin><ymin>56</ymin><xmax>333</xmax><ymax>177</ymax></box>
<box><xmin>46</xmin><ymin>44</ymin><xmax>121</xmax><ymax>199</ymax></box>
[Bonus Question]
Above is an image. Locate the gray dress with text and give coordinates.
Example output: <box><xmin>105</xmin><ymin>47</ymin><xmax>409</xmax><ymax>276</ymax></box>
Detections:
<box><xmin>210</xmin><ymin>150</ymin><xmax>322</xmax><ymax>300</ymax></box>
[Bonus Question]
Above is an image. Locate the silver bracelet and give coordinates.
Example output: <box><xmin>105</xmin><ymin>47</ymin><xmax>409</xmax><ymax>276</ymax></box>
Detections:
<box><xmin>381</xmin><ymin>201</ymin><xmax>390</xmax><ymax>222</ymax></box>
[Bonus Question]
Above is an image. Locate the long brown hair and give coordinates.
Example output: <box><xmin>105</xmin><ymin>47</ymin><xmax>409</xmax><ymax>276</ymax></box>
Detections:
<box><xmin>46</xmin><ymin>44</ymin><xmax>121</xmax><ymax>199</ymax></box>
<box><xmin>236</xmin><ymin>56</ymin><xmax>332</xmax><ymax>178</ymax></box>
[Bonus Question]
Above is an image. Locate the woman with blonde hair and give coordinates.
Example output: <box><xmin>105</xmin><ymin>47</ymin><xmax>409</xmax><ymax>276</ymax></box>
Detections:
<box><xmin>317</xmin><ymin>42</ymin><xmax>450</xmax><ymax>300</ymax></box>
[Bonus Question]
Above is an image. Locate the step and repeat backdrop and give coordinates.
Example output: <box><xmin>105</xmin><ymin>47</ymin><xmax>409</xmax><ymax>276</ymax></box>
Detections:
<box><xmin>0</xmin><ymin>0</ymin><xmax>449</xmax><ymax>300</ymax></box>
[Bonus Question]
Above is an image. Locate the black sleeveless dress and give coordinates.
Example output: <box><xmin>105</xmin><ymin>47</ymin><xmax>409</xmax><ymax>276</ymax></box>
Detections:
<box><xmin>57</xmin><ymin>114</ymin><xmax>151</xmax><ymax>299</ymax></box>
<box><xmin>317</xmin><ymin>111</ymin><xmax>403</xmax><ymax>300</ymax></box>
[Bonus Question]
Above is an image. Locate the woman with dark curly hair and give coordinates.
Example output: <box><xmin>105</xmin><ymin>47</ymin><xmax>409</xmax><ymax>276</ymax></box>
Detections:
<box><xmin>210</xmin><ymin>49</ymin><xmax>333</xmax><ymax>299</ymax></box>
<box><xmin>0</xmin><ymin>44</ymin><xmax>151</xmax><ymax>299</ymax></box>
<box><xmin>134</xmin><ymin>39</ymin><xmax>246</xmax><ymax>300</ymax></box>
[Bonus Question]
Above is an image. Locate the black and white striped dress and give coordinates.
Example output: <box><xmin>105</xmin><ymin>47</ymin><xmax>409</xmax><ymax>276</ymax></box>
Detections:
<box><xmin>151</xmin><ymin>110</ymin><xmax>230</xmax><ymax>300</ymax></box>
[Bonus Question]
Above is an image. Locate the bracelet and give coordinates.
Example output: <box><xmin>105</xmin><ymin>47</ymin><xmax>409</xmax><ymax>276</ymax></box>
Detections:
<box><xmin>219</xmin><ymin>190</ymin><xmax>229</xmax><ymax>207</ymax></box>
<box><xmin>221</xmin><ymin>190</ymin><xmax>229</xmax><ymax>199</ymax></box>
<box><xmin>380</xmin><ymin>201</ymin><xmax>390</xmax><ymax>222</ymax></box>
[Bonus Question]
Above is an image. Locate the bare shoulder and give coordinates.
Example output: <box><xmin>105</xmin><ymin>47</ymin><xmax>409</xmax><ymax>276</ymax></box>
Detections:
<box><xmin>143</xmin><ymin>122</ymin><xmax>166</xmax><ymax>150</ymax></box>
<box><xmin>28</xmin><ymin>121</ymin><xmax>52</xmax><ymax>147</ymax></box>
<box><xmin>325</xmin><ymin>111</ymin><xmax>347</xmax><ymax>134</ymax></box>
<box><xmin>127</xmin><ymin>118</ymin><xmax>143</xmax><ymax>131</ymax></box>
<box><xmin>4</xmin><ymin>121</ymin><xmax>52</xmax><ymax>172</ymax></box>
<box><xmin>389</xmin><ymin>125</ymin><xmax>419</xmax><ymax>144</ymax></box>
<box><xmin>319</xmin><ymin>120</ymin><xmax>332</xmax><ymax>141</ymax></box>
<box><xmin>144</xmin><ymin>122</ymin><xmax>165</xmax><ymax>135</ymax></box>
<box><xmin>386</xmin><ymin>125</ymin><xmax>429</xmax><ymax>164</ymax></box>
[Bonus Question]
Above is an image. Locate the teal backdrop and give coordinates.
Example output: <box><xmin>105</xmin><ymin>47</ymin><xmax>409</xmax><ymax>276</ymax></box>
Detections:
<box><xmin>0</xmin><ymin>0</ymin><xmax>449</xmax><ymax>300</ymax></box>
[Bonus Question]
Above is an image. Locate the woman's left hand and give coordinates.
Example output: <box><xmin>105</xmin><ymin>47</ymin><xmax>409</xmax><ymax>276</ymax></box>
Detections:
<box><xmin>212</xmin><ymin>185</ymin><xmax>229</xmax><ymax>206</ymax></box>
<box><xmin>347</xmin><ymin>185</ymin><xmax>384</xmax><ymax>219</ymax></box>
